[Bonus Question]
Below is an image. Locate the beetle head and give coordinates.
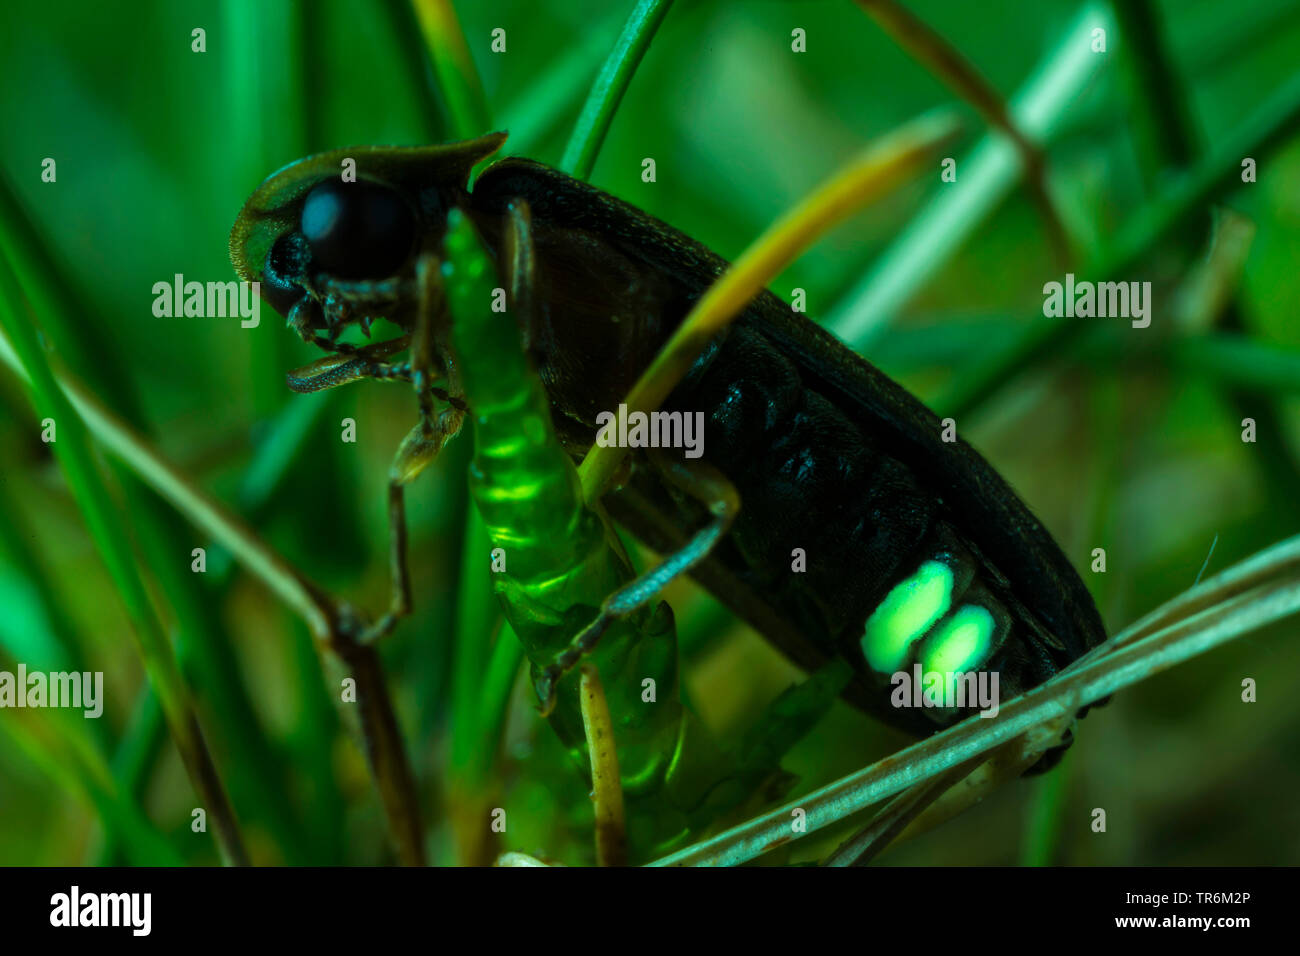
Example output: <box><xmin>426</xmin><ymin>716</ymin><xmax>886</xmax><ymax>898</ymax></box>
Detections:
<box><xmin>229</xmin><ymin>132</ymin><xmax>508</xmax><ymax>346</ymax></box>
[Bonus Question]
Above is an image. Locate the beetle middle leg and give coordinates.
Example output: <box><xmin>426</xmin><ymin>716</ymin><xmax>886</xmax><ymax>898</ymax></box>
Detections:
<box><xmin>536</xmin><ymin>453</ymin><xmax>740</xmax><ymax>715</ymax></box>
<box><xmin>358</xmin><ymin>252</ymin><xmax>465</xmax><ymax>643</ymax></box>
<box><xmin>279</xmin><ymin>306</ymin><xmax>463</xmax><ymax>641</ymax></box>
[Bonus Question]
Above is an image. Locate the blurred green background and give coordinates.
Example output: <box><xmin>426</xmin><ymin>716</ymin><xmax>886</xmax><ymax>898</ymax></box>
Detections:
<box><xmin>1</xmin><ymin>0</ymin><xmax>1298</xmax><ymax>865</ymax></box>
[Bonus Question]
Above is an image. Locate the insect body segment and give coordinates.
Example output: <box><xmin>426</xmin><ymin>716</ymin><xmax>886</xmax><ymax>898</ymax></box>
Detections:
<box><xmin>857</xmin><ymin>540</ymin><xmax>1012</xmax><ymax>726</ymax></box>
<box><xmin>440</xmin><ymin>208</ymin><xmax>686</xmax><ymax>801</ymax></box>
<box><xmin>860</xmin><ymin>558</ymin><xmax>958</xmax><ymax>674</ymax></box>
<box><xmin>640</xmin><ymin>308</ymin><xmax>1082</xmax><ymax>739</ymax></box>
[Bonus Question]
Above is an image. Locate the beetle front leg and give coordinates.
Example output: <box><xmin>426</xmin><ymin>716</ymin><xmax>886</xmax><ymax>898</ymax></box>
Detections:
<box><xmin>535</xmin><ymin>454</ymin><xmax>740</xmax><ymax>715</ymax></box>
<box><xmin>411</xmin><ymin>252</ymin><xmax>450</xmax><ymax>435</ymax></box>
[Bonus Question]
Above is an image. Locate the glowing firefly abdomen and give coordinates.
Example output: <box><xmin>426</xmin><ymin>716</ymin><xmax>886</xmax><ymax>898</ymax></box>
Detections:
<box><xmin>859</xmin><ymin>536</ymin><xmax>1010</xmax><ymax>684</ymax></box>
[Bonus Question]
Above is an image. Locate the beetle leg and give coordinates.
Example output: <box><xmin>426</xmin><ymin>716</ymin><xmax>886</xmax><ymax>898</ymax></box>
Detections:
<box><xmin>286</xmin><ymin>345</ymin><xmax>467</xmax><ymax>407</ymax></box>
<box><xmin>359</xmin><ymin>404</ymin><xmax>462</xmax><ymax>643</ymax></box>
<box><xmin>285</xmin><ymin>335</ymin><xmax>410</xmax><ymax>391</ymax></box>
<box><xmin>535</xmin><ymin>454</ymin><xmax>740</xmax><ymax>715</ymax></box>
<box><xmin>359</xmin><ymin>254</ymin><xmax>463</xmax><ymax>643</ymax></box>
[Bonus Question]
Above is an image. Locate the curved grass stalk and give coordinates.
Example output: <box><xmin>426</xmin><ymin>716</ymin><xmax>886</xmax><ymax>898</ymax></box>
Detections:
<box><xmin>651</xmin><ymin>533</ymin><xmax>1300</xmax><ymax>866</ymax></box>
<box><xmin>0</xmin><ymin>159</ymin><xmax>317</xmax><ymax>861</ymax></box>
<box><xmin>0</xmin><ymin>312</ymin><xmax>426</xmax><ymax>867</ymax></box>
<box><xmin>822</xmin><ymin>752</ymin><xmax>990</xmax><ymax>867</ymax></box>
<box><xmin>577</xmin><ymin>109</ymin><xmax>962</xmax><ymax>502</ymax></box>
<box><xmin>0</xmin><ymin>255</ymin><xmax>248</xmax><ymax>866</ymax></box>
<box><xmin>560</xmin><ymin>0</ymin><xmax>675</xmax><ymax>181</ymax></box>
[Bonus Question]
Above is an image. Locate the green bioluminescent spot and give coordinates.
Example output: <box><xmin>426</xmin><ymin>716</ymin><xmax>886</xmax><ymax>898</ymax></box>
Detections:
<box><xmin>860</xmin><ymin>560</ymin><xmax>954</xmax><ymax>672</ymax></box>
<box><xmin>920</xmin><ymin>604</ymin><xmax>996</xmax><ymax>675</ymax></box>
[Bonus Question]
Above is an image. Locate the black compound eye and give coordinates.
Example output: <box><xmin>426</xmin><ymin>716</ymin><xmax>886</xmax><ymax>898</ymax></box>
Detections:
<box><xmin>300</xmin><ymin>179</ymin><xmax>416</xmax><ymax>279</ymax></box>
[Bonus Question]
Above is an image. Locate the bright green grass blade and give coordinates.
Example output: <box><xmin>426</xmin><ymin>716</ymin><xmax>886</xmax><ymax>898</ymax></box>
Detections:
<box><xmin>560</xmin><ymin>0</ymin><xmax>675</xmax><ymax>181</ymax></box>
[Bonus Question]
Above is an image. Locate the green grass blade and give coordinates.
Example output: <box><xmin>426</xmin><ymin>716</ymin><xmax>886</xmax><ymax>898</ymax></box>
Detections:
<box><xmin>934</xmin><ymin>67</ymin><xmax>1300</xmax><ymax>418</ymax></box>
<box><xmin>498</xmin><ymin>6</ymin><xmax>628</xmax><ymax>160</ymax></box>
<box><xmin>0</xmin><ymin>710</ymin><xmax>184</xmax><ymax>866</ymax></box>
<box><xmin>826</xmin><ymin>3</ymin><xmax>1111</xmax><ymax>348</ymax></box>
<box><xmin>1019</xmin><ymin>758</ymin><xmax>1069</xmax><ymax>866</ymax></box>
<box><xmin>0</xmin><ymin>251</ymin><xmax>248</xmax><ymax>865</ymax></box>
<box><xmin>410</xmin><ymin>0</ymin><xmax>492</xmax><ymax>139</ymax></box>
<box><xmin>560</xmin><ymin>0</ymin><xmax>675</xmax><ymax>181</ymax></box>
